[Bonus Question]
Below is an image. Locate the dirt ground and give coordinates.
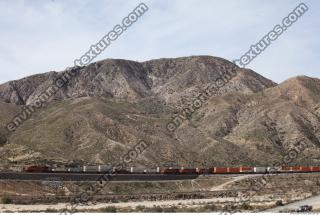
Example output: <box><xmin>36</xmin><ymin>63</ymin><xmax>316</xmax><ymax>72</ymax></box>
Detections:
<box><xmin>1</xmin><ymin>173</ymin><xmax>320</xmax><ymax>212</ymax></box>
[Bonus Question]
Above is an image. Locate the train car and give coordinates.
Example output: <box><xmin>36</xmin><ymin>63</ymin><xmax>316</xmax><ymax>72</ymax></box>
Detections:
<box><xmin>51</xmin><ymin>167</ymin><xmax>67</xmax><ymax>172</ymax></box>
<box><xmin>179</xmin><ymin>168</ymin><xmax>198</xmax><ymax>174</ymax></box>
<box><xmin>149</xmin><ymin>167</ymin><xmax>160</xmax><ymax>174</ymax></box>
<box><xmin>228</xmin><ymin>167</ymin><xmax>241</xmax><ymax>174</ymax></box>
<box><xmin>312</xmin><ymin>167</ymin><xmax>320</xmax><ymax>172</ymax></box>
<box><xmin>292</xmin><ymin>166</ymin><xmax>303</xmax><ymax>172</ymax></box>
<box><xmin>113</xmin><ymin>167</ymin><xmax>131</xmax><ymax>174</ymax></box>
<box><xmin>83</xmin><ymin>166</ymin><xmax>99</xmax><ymax>173</ymax></box>
<box><xmin>213</xmin><ymin>167</ymin><xmax>229</xmax><ymax>174</ymax></box>
<box><xmin>241</xmin><ymin>167</ymin><xmax>254</xmax><ymax>173</ymax></box>
<box><xmin>130</xmin><ymin>167</ymin><xmax>148</xmax><ymax>174</ymax></box>
<box><xmin>267</xmin><ymin>166</ymin><xmax>281</xmax><ymax>173</ymax></box>
<box><xmin>281</xmin><ymin>166</ymin><xmax>315</xmax><ymax>173</ymax></box>
<box><xmin>115</xmin><ymin>169</ymin><xmax>131</xmax><ymax>174</ymax></box>
<box><xmin>196</xmin><ymin>168</ymin><xmax>210</xmax><ymax>174</ymax></box>
<box><xmin>66</xmin><ymin>167</ymin><xmax>82</xmax><ymax>172</ymax></box>
<box><xmin>281</xmin><ymin>166</ymin><xmax>292</xmax><ymax>172</ymax></box>
<box><xmin>282</xmin><ymin>166</ymin><xmax>305</xmax><ymax>172</ymax></box>
<box><xmin>23</xmin><ymin>166</ymin><xmax>51</xmax><ymax>173</ymax></box>
<box><xmin>301</xmin><ymin>166</ymin><xmax>312</xmax><ymax>172</ymax></box>
<box><xmin>160</xmin><ymin>167</ymin><xmax>180</xmax><ymax>174</ymax></box>
<box><xmin>254</xmin><ymin>167</ymin><xmax>268</xmax><ymax>173</ymax></box>
<box><xmin>99</xmin><ymin>165</ymin><xmax>113</xmax><ymax>173</ymax></box>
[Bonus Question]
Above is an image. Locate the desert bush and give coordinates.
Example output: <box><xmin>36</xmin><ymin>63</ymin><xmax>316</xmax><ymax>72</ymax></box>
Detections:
<box><xmin>0</xmin><ymin>134</ymin><xmax>7</xmax><ymax>146</ymax></box>
<box><xmin>1</xmin><ymin>196</ymin><xmax>12</xmax><ymax>204</ymax></box>
<box><xmin>276</xmin><ymin>200</ymin><xmax>284</xmax><ymax>206</ymax></box>
<box><xmin>240</xmin><ymin>203</ymin><xmax>252</xmax><ymax>210</ymax></box>
<box><xmin>45</xmin><ymin>208</ymin><xmax>59</xmax><ymax>212</ymax></box>
<box><xmin>111</xmin><ymin>199</ymin><xmax>119</xmax><ymax>203</ymax></box>
<box><xmin>135</xmin><ymin>205</ymin><xmax>146</xmax><ymax>212</ymax></box>
<box><xmin>102</xmin><ymin>206</ymin><xmax>117</xmax><ymax>213</ymax></box>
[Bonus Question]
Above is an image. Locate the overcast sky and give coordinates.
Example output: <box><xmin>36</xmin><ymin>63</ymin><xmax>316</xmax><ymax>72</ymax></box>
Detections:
<box><xmin>0</xmin><ymin>0</ymin><xmax>319</xmax><ymax>84</ymax></box>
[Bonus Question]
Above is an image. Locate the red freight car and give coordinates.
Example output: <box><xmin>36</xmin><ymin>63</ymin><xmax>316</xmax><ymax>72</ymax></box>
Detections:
<box><xmin>179</xmin><ymin>168</ymin><xmax>198</xmax><ymax>174</ymax></box>
<box><xmin>281</xmin><ymin>166</ymin><xmax>292</xmax><ymax>172</ymax></box>
<box><xmin>23</xmin><ymin>166</ymin><xmax>50</xmax><ymax>173</ymax></box>
<box><xmin>197</xmin><ymin>168</ymin><xmax>210</xmax><ymax>174</ymax></box>
<box><xmin>214</xmin><ymin>167</ymin><xmax>229</xmax><ymax>174</ymax></box>
<box><xmin>160</xmin><ymin>168</ymin><xmax>180</xmax><ymax>174</ymax></box>
<box><xmin>292</xmin><ymin>166</ymin><xmax>302</xmax><ymax>171</ymax></box>
<box><xmin>301</xmin><ymin>167</ymin><xmax>312</xmax><ymax>172</ymax></box>
<box><xmin>312</xmin><ymin>167</ymin><xmax>320</xmax><ymax>172</ymax></box>
<box><xmin>229</xmin><ymin>167</ymin><xmax>241</xmax><ymax>173</ymax></box>
<box><xmin>240</xmin><ymin>167</ymin><xmax>254</xmax><ymax>173</ymax></box>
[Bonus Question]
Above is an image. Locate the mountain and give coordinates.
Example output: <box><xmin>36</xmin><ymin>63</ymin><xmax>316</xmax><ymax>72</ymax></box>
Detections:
<box><xmin>0</xmin><ymin>56</ymin><xmax>319</xmax><ymax>168</ymax></box>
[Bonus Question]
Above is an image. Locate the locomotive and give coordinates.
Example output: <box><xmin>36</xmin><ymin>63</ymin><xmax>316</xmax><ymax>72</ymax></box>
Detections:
<box><xmin>21</xmin><ymin>165</ymin><xmax>320</xmax><ymax>174</ymax></box>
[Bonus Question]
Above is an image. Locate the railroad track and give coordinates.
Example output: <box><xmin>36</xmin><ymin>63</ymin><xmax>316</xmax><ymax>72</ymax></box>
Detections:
<box><xmin>1</xmin><ymin>171</ymin><xmax>320</xmax><ymax>181</ymax></box>
<box><xmin>0</xmin><ymin>172</ymin><xmax>199</xmax><ymax>181</ymax></box>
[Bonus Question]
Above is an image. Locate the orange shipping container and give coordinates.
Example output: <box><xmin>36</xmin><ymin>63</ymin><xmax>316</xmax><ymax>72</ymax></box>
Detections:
<box><xmin>282</xmin><ymin>167</ymin><xmax>292</xmax><ymax>171</ymax></box>
<box><xmin>241</xmin><ymin>167</ymin><xmax>253</xmax><ymax>172</ymax></box>
<box><xmin>215</xmin><ymin>167</ymin><xmax>229</xmax><ymax>173</ymax></box>
<box><xmin>313</xmin><ymin>167</ymin><xmax>320</xmax><ymax>172</ymax></box>
<box><xmin>292</xmin><ymin>166</ymin><xmax>302</xmax><ymax>171</ymax></box>
<box><xmin>229</xmin><ymin>167</ymin><xmax>240</xmax><ymax>173</ymax></box>
<box><xmin>301</xmin><ymin>167</ymin><xmax>312</xmax><ymax>172</ymax></box>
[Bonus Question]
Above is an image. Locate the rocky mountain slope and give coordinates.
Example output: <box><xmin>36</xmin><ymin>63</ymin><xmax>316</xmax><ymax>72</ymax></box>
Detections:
<box><xmin>0</xmin><ymin>56</ymin><xmax>319</xmax><ymax>168</ymax></box>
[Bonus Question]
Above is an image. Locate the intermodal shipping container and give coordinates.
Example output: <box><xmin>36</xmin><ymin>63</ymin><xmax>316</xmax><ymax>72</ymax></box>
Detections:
<box><xmin>24</xmin><ymin>166</ymin><xmax>50</xmax><ymax>172</ymax></box>
<box><xmin>281</xmin><ymin>167</ymin><xmax>292</xmax><ymax>171</ymax></box>
<box><xmin>240</xmin><ymin>167</ymin><xmax>254</xmax><ymax>173</ymax></box>
<box><xmin>214</xmin><ymin>167</ymin><xmax>229</xmax><ymax>174</ymax></box>
<box><xmin>312</xmin><ymin>167</ymin><xmax>320</xmax><ymax>172</ymax></box>
<box><xmin>301</xmin><ymin>167</ymin><xmax>312</xmax><ymax>172</ymax></box>
<box><xmin>131</xmin><ymin>167</ymin><xmax>147</xmax><ymax>174</ymax></box>
<box><xmin>99</xmin><ymin>165</ymin><xmax>113</xmax><ymax>172</ymax></box>
<box><xmin>254</xmin><ymin>167</ymin><xmax>267</xmax><ymax>173</ymax></box>
<box><xmin>51</xmin><ymin>167</ymin><xmax>67</xmax><ymax>172</ymax></box>
<box><xmin>83</xmin><ymin>166</ymin><xmax>99</xmax><ymax>173</ymax></box>
<box><xmin>292</xmin><ymin>166</ymin><xmax>302</xmax><ymax>171</ymax></box>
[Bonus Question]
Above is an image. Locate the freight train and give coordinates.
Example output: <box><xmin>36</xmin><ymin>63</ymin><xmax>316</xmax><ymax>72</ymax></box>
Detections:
<box><xmin>22</xmin><ymin>165</ymin><xmax>320</xmax><ymax>174</ymax></box>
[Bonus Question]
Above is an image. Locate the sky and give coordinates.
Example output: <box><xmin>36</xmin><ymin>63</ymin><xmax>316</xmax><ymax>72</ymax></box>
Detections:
<box><xmin>0</xmin><ymin>0</ymin><xmax>319</xmax><ymax>84</ymax></box>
